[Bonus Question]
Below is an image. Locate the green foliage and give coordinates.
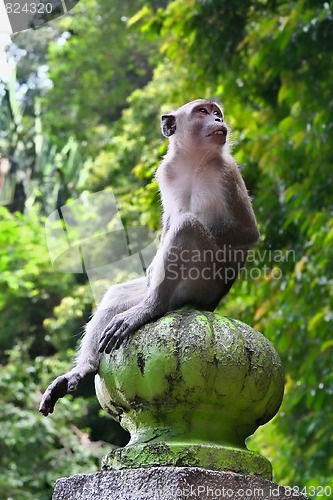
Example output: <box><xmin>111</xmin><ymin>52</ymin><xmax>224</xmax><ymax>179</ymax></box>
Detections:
<box><xmin>0</xmin><ymin>341</ymin><xmax>109</xmax><ymax>499</ymax></box>
<box><xmin>43</xmin><ymin>0</ymin><xmax>159</xmax><ymax>150</ymax></box>
<box><xmin>0</xmin><ymin>71</ymin><xmax>84</xmax><ymax>214</ymax></box>
<box><xmin>0</xmin><ymin>208</ymin><xmax>72</xmax><ymax>353</ymax></box>
<box><xmin>0</xmin><ymin>207</ymin><xmax>106</xmax><ymax>497</ymax></box>
<box><xmin>2</xmin><ymin>0</ymin><xmax>333</xmax><ymax>496</ymax></box>
<box><xmin>81</xmin><ymin>62</ymin><xmax>177</xmax><ymax>227</ymax></box>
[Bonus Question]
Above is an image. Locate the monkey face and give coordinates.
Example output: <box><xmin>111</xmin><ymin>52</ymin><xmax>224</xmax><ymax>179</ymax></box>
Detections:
<box><xmin>161</xmin><ymin>99</ymin><xmax>228</xmax><ymax>148</ymax></box>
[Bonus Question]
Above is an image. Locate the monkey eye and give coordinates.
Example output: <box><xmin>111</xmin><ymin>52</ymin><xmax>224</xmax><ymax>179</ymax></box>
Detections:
<box><xmin>198</xmin><ymin>108</ymin><xmax>209</xmax><ymax>114</ymax></box>
<box><xmin>213</xmin><ymin>110</ymin><xmax>224</xmax><ymax>120</ymax></box>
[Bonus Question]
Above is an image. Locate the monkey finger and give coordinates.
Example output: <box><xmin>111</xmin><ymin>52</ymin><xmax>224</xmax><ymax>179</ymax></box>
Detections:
<box><xmin>99</xmin><ymin>327</ymin><xmax>118</xmax><ymax>352</ymax></box>
<box><xmin>99</xmin><ymin>335</ymin><xmax>111</xmax><ymax>353</ymax></box>
<box><xmin>104</xmin><ymin>341</ymin><xmax>113</xmax><ymax>354</ymax></box>
<box><xmin>99</xmin><ymin>327</ymin><xmax>116</xmax><ymax>351</ymax></box>
<box><xmin>113</xmin><ymin>333</ymin><xmax>127</xmax><ymax>350</ymax></box>
<box><xmin>104</xmin><ymin>324</ymin><xmax>129</xmax><ymax>353</ymax></box>
<box><xmin>111</xmin><ymin>334</ymin><xmax>123</xmax><ymax>351</ymax></box>
<box><xmin>104</xmin><ymin>329</ymin><xmax>123</xmax><ymax>353</ymax></box>
<box><xmin>100</xmin><ymin>313</ymin><xmax>136</xmax><ymax>353</ymax></box>
<box><xmin>100</xmin><ymin>331</ymin><xmax>118</xmax><ymax>353</ymax></box>
<box><xmin>99</xmin><ymin>326</ymin><xmax>111</xmax><ymax>343</ymax></box>
<box><xmin>104</xmin><ymin>335</ymin><xmax>119</xmax><ymax>354</ymax></box>
<box><xmin>100</xmin><ymin>318</ymin><xmax>122</xmax><ymax>343</ymax></box>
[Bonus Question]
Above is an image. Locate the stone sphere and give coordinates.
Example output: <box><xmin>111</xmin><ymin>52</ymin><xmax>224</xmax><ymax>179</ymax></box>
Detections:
<box><xmin>95</xmin><ymin>310</ymin><xmax>284</xmax><ymax>451</ymax></box>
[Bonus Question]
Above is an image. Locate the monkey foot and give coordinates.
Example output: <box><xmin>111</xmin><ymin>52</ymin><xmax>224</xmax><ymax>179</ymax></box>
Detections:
<box><xmin>39</xmin><ymin>372</ymin><xmax>81</xmax><ymax>416</ymax></box>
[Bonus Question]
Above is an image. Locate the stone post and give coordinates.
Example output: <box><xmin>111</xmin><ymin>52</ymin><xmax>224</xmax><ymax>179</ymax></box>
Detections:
<box><xmin>52</xmin><ymin>310</ymin><xmax>307</xmax><ymax>499</ymax></box>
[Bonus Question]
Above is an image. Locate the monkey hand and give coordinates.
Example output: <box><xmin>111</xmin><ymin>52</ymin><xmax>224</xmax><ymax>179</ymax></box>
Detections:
<box><xmin>39</xmin><ymin>372</ymin><xmax>81</xmax><ymax>416</ymax></box>
<box><xmin>99</xmin><ymin>307</ymin><xmax>150</xmax><ymax>354</ymax></box>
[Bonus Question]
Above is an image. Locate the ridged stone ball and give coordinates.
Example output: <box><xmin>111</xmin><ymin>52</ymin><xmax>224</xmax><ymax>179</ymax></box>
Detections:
<box><xmin>95</xmin><ymin>310</ymin><xmax>284</xmax><ymax>453</ymax></box>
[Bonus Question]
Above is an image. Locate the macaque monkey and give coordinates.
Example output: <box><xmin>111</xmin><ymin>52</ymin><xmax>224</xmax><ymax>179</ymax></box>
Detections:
<box><xmin>39</xmin><ymin>99</ymin><xmax>259</xmax><ymax>416</ymax></box>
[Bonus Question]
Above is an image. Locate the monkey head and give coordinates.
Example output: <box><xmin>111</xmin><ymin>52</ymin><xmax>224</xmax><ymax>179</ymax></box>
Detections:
<box><xmin>161</xmin><ymin>99</ymin><xmax>228</xmax><ymax>150</ymax></box>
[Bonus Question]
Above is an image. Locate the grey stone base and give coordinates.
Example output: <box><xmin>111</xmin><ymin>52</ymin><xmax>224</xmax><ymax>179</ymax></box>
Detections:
<box><xmin>52</xmin><ymin>466</ymin><xmax>307</xmax><ymax>499</ymax></box>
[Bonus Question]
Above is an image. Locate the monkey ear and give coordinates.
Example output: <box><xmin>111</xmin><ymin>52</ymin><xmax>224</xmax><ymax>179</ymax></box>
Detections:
<box><xmin>161</xmin><ymin>114</ymin><xmax>176</xmax><ymax>137</ymax></box>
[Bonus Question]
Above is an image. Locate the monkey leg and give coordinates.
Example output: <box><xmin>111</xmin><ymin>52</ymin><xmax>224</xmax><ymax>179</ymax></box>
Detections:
<box><xmin>39</xmin><ymin>314</ymin><xmax>104</xmax><ymax>416</ymax></box>
<box><xmin>40</xmin><ymin>277</ymin><xmax>147</xmax><ymax>415</ymax></box>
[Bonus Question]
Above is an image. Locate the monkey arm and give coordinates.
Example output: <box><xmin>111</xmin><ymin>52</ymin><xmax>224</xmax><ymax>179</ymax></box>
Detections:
<box><xmin>98</xmin><ymin>214</ymin><xmax>246</xmax><ymax>352</ymax></box>
<box><xmin>210</xmin><ymin>220</ymin><xmax>260</xmax><ymax>248</ymax></box>
<box><xmin>212</xmin><ymin>167</ymin><xmax>260</xmax><ymax>247</ymax></box>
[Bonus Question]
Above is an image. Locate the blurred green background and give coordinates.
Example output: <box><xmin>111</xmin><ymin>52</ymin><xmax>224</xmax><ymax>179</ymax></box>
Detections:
<box><xmin>0</xmin><ymin>1</ymin><xmax>332</xmax><ymax>498</ymax></box>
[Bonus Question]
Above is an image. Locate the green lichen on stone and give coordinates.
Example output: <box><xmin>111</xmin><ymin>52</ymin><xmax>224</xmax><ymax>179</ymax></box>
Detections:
<box><xmin>101</xmin><ymin>442</ymin><xmax>272</xmax><ymax>479</ymax></box>
<box><xmin>95</xmin><ymin>309</ymin><xmax>284</xmax><ymax>479</ymax></box>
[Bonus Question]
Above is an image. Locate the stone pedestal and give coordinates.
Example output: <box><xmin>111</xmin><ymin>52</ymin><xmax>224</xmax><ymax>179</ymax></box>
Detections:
<box><xmin>95</xmin><ymin>310</ymin><xmax>284</xmax><ymax>479</ymax></box>
<box><xmin>52</xmin><ymin>310</ymin><xmax>307</xmax><ymax>499</ymax></box>
<box><xmin>52</xmin><ymin>467</ymin><xmax>307</xmax><ymax>499</ymax></box>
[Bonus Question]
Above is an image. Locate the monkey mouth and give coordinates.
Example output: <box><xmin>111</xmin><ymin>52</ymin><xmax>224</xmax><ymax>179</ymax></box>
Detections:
<box><xmin>207</xmin><ymin>127</ymin><xmax>228</xmax><ymax>137</ymax></box>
